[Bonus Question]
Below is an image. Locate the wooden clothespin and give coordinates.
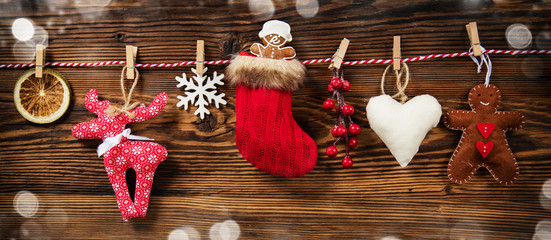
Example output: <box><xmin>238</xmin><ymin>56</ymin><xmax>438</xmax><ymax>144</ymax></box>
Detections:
<box><xmin>125</xmin><ymin>45</ymin><xmax>138</xmax><ymax>79</ymax></box>
<box><xmin>393</xmin><ymin>36</ymin><xmax>401</xmax><ymax>71</ymax></box>
<box><xmin>35</xmin><ymin>44</ymin><xmax>45</xmax><ymax>78</ymax></box>
<box><xmin>328</xmin><ymin>38</ymin><xmax>350</xmax><ymax>70</ymax></box>
<box><xmin>196</xmin><ymin>40</ymin><xmax>205</xmax><ymax>75</ymax></box>
<box><xmin>466</xmin><ymin>22</ymin><xmax>482</xmax><ymax>57</ymax></box>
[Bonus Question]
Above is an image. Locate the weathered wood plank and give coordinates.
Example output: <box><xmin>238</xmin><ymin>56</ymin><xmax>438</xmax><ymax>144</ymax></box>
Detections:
<box><xmin>1</xmin><ymin>0</ymin><xmax>550</xmax><ymax>239</ymax></box>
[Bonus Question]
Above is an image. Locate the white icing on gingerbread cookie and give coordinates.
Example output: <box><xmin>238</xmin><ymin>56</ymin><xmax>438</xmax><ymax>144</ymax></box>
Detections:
<box><xmin>250</xmin><ymin>20</ymin><xmax>296</xmax><ymax>60</ymax></box>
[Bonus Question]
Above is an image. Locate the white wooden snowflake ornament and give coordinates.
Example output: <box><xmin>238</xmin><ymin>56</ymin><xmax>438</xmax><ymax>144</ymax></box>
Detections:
<box><xmin>176</xmin><ymin>67</ymin><xmax>226</xmax><ymax>119</ymax></box>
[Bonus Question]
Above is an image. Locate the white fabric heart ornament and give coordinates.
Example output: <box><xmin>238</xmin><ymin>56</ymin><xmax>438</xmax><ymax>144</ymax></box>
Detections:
<box><xmin>366</xmin><ymin>94</ymin><xmax>442</xmax><ymax>167</ymax></box>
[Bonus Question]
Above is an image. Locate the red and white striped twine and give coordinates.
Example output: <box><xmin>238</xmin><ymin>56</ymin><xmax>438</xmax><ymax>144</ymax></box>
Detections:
<box><xmin>0</xmin><ymin>49</ymin><xmax>549</xmax><ymax>69</ymax></box>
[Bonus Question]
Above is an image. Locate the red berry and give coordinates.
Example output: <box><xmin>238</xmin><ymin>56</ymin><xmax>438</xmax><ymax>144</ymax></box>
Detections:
<box><xmin>331</xmin><ymin>126</ymin><xmax>339</xmax><ymax>137</ymax></box>
<box><xmin>349</xmin><ymin>124</ymin><xmax>361</xmax><ymax>136</ymax></box>
<box><xmin>323</xmin><ymin>99</ymin><xmax>335</xmax><ymax>110</ymax></box>
<box><xmin>335</xmin><ymin>105</ymin><xmax>340</xmax><ymax>114</ymax></box>
<box><xmin>328</xmin><ymin>84</ymin><xmax>334</xmax><ymax>93</ymax></box>
<box><xmin>342</xmin><ymin>104</ymin><xmax>354</xmax><ymax>116</ymax></box>
<box><xmin>330</xmin><ymin>77</ymin><xmax>342</xmax><ymax>89</ymax></box>
<box><xmin>341</xmin><ymin>80</ymin><xmax>351</xmax><ymax>92</ymax></box>
<box><xmin>336</xmin><ymin>125</ymin><xmax>347</xmax><ymax>137</ymax></box>
<box><xmin>342</xmin><ymin>156</ymin><xmax>353</xmax><ymax>168</ymax></box>
<box><xmin>326</xmin><ymin>146</ymin><xmax>338</xmax><ymax>157</ymax></box>
<box><xmin>348</xmin><ymin>137</ymin><xmax>358</xmax><ymax>149</ymax></box>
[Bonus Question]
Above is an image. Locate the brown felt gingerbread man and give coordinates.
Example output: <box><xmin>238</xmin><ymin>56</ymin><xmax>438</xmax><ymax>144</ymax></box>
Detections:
<box><xmin>444</xmin><ymin>84</ymin><xmax>525</xmax><ymax>185</ymax></box>
<box><xmin>250</xmin><ymin>20</ymin><xmax>296</xmax><ymax>60</ymax></box>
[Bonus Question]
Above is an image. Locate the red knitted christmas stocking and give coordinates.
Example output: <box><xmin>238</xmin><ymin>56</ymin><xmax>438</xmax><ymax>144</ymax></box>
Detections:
<box><xmin>226</xmin><ymin>53</ymin><xmax>317</xmax><ymax>177</ymax></box>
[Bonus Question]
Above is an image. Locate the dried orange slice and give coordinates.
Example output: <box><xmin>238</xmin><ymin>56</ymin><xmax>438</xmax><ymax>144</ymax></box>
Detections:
<box><xmin>14</xmin><ymin>68</ymin><xmax>71</xmax><ymax>124</ymax></box>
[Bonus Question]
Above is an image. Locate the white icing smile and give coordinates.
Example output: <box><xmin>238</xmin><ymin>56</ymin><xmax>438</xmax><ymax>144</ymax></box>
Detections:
<box><xmin>480</xmin><ymin>101</ymin><xmax>490</xmax><ymax>106</ymax></box>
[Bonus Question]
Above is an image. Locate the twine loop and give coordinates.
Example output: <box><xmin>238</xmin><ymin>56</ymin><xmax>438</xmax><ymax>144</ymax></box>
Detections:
<box><xmin>381</xmin><ymin>62</ymin><xmax>409</xmax><ymax>104</ymax></box>
<box><xmin>469</xmin><ymin>46</ymin><xmax>492</xmax><ymax>87</ymax></box>
<box><xmin>106</xmin><ymin>66</ymin><xmax>141</xmax><ymax>118</ymax></box>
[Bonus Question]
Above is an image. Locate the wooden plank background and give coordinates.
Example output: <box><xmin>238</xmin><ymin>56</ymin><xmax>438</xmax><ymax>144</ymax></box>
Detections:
<box><xmin>1</xmin><ymin>0</ymin><xmax>551</xmax><ymax>239</ymax></box>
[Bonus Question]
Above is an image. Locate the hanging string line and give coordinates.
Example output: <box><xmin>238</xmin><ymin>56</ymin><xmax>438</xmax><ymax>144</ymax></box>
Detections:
<box><xmin>380</xmin><ymin>62</ymin><xmax>410</xmax><ymax>104</ymax></box>
<box><xmin>469</xmin><ymin>46</ymin><xmax>493</xmax><ymax>87</ymax></box>
<box><xmin>0</xmin><ymin>49</ymin><xmax>549</xmax><ymax>69</ymax></box>
<box><xmin>105</xmin><ymin>66</ymin><xmax>141</xmax><ymax>119</ymax></box>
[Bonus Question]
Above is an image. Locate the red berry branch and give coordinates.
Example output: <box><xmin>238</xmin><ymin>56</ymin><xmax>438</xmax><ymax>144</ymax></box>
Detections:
<box><xmin>323</xmin><ymin>69</ymin><xmax>361</xmax><ymax>168</ymax></box>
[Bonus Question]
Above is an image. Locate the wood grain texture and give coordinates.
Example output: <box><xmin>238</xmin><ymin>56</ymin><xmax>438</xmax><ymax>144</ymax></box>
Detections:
<box><xmin>1</xmin><ymin>0</ymin><xmax>551</xmax><ymax>239</ymax></box>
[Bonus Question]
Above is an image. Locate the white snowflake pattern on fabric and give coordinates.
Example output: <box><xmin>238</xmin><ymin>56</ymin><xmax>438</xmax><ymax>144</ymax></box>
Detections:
<box><xmin>132</xmin><ymin>146</ymin><xmax>143</xmax><ymax>155</ymax></box>
<box><xmin>176</xmin><ymin>67</ymin><xmax>227</xmax><ymax>119</ymax></box>
<box><xmin>116</xmin><ymin>156</ymin><xmax>124</xmax><ymax>165</ymax></box>
<box><xmin>147</xmin><ymin>155</ymin><xmax>157</xmax><ymax>164</ymax></box>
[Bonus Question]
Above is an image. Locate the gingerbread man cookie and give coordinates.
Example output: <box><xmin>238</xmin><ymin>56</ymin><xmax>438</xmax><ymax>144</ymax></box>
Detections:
<box><xmin>444</xmin><ymin>84</ymin><xmax>525</xmax><ymax>185</ymax></box>
<box><xmin>250</xmin><ymin>20</ymin><xmax>296</xmax><ymax>60</ymax></box>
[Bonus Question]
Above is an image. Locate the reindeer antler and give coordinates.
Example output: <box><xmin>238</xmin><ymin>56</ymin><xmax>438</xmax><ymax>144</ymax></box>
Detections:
<box><xmin>128</xmin><ymin>92</ymin><xmax>168</xmax><ymax>123</ymax></box>
<box><xmin>85</xmin><ymin>89</ymin><xmax>111</xmax><ymax>116</ymax></box>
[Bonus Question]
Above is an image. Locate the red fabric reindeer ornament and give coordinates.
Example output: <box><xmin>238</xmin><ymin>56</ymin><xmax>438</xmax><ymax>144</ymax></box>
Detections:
<box><xmin>444</xmin><ymin>84</ymin><xmax>525</xmax><ymax>185</ymax></box>
<box><xmin>72</xmin><ymin>88</ymin><xmax>168</xmax><ymax>220</ymax></box>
